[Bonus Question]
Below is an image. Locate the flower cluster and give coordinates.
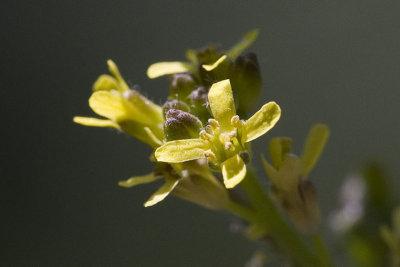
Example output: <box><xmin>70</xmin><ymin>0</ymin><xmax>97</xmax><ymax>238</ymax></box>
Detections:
<box><xmin>73</xmin><ymin>30</ymin><xmax>343</xmax><ymax>266</ymax></box>
<box><xmin>74</xmin><ymin>30</ymin><xmax>281</xmax><ymax>209</ymax></box>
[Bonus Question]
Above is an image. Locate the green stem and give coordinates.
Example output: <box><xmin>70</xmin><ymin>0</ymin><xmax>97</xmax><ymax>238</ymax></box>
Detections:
<box><xmin>312</xmin><ymin>234</ymin><xmax>334</xmax><ymax>267</ymax></box>
<box><xmin>225</xmin><ymin>200</ymin><xmax>258</xmax><ymax>224</ymax></box>
<box><xmin>239</xmin><ymin>167</ymin><xmax>319</xmax><ymax>267</ymax></box>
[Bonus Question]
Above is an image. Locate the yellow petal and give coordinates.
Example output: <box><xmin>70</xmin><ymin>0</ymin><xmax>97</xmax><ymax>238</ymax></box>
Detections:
<box><xmin>227</xmin><ymin>29</ymin><xmax>259</xmax><ymax>59</ymax></box>
<box><xmin>208</xmin><ymin>79</ymin><xmax>236</xmax><ymax>132</ymax></box>
<box><xmin>73</xmin><ymin>116</ymin><xmax>119</xmax><ymax>128</ymax></box>
<box><xmin>118</xmin><ymin>173</ymin><xmax>162</xmax><ymax>188</ymax></box>
<box><xmin>146</xmin><ymin>62</ymin><xmax>193</xmax><ymax>79</ymax></box>
<box><xmin>143</xmin><ymin>127</ymin><xmax>163</xmax><ymax>147</ymax></box>
<box><xmin>122</xmin><ymin>90</ymin><xmax>164</xmax><ymax>125</ymax></box>
<box><xmin>243</xmin><ymin>102</ymin><xmax>281</xmax><ymax>142</ymax></box>
<box><xmin>144</xmin><ymin>179</ymin><xmax>179</xmax><ymax>207</ymax></box>
<box><xmin>202</xmin><ymin>55</ymin><xmax>227</xmax><ymax>71</ymax></box>
<box><xmin>301</xmin><ymin>124</ymin><xmax>329</xmax><ymax>177</ymax></box>
<box><xmin>107</xmin><ymin>59</ymin><xmax>130</xmax><ymax>91</ymax></box>
<box><xmin>118</xmin><ymin>120</ymin><xmax>162</xmax><ymax>148</ymax></box>
<box><xmin>89</xmin><ymin>91</ymin><xmax>126</xmax><ymax>120</ymax></box>
<box><xmin>155</xmin><ymin>139</ymin><xmax>209</xmax><ymax>163</ymax></box>
<box><xmin>93</xmin><ymin>74</ymin><xmax>118</xmax><ymax>92</ymax></box>
<box><xmin>222</xmin><ymin>154</ymin><xmax>247</xmax><ymax>189</ymax></box>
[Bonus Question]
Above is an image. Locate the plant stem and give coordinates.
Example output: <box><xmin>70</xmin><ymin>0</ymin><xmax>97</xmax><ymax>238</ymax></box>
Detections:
<box><xmin>239</xmin><ymin>167</ymin><xmax>319</xmax><ymax>267</ymax></box>
<box><xmin>312</xmin><ymin>234</ymin><xmax>334</xmax><ymax>267</ymax></box>
<box><xmin>225</xmin><ymin>200</ymin><xmax>258</xmax><ymax>224</ymax></box>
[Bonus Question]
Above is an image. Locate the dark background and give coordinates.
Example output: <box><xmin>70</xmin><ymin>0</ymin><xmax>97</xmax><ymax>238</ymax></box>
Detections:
<box><xmin>2</xmin><ymin>0</ymin><xmax>400</xmax><ymax>266</ymax></box>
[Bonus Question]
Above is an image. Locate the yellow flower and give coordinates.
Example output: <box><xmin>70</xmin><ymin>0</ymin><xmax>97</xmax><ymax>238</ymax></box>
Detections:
<box><xmin>146</xmin><ymin>29</ymin><xmax>259</xmax><ymax>79</ymax></box>
<box><xmin>73</xmin><ymin>60</ymin><xmax>164</xmax><ymax>148</ymax></box>
<box><xmin>155</xmin><ymin>79</ymin><xmax>281</xmax><ymax>189</ymax></box>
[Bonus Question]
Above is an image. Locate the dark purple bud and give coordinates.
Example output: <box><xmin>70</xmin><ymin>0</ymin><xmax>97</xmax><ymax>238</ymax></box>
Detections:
<box><xmin>169</xmin><ymin>74</ymin><xmax>195</xmax><ymax>101</ymax></box>
<box><xmin>162</xmin><ymin>100</ymin><xmax>190</xmax><ymax>115</ymax></box>
<box><xmin>164</xmin><ymin>109</ymin><xmax>203</xmax><ymax>141</ymax></box>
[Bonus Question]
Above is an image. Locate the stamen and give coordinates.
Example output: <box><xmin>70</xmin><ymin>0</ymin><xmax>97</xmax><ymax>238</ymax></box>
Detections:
<box><xmin>219</xmin><ymin>133</ymin><xmax>231</xmax><ymax>143</ymax></box>
<box><xmin>232</xmin><ymin>137</ymin><xmax>241</xmax><ymax>148</ymax></box>
<box><xmin>204</xmin><ymin>149</ymin><xmax>217</xmax><ymax>162</ymax></box>
<box><xmin>231</xmin><ymin>115</ymin><xmax>242</xmax><ymax>128</ymax></box>
<box><xmin>200</xmin><ymin>130</ymin><xmax>212</xmax><ymax>140</ymax></box>
<box><xmin>224</xmin><ymin>142</ymin><xmax>232</xmax><ymax>150</ymax></box>
<box><xmin>205</xmin><ymin>125</ymin><xmax>214</xmax><ymax>135</ymax></box>
<box><xmin>227</xmin><ymin>131</ymin><xmax>237</xmax><ymax>139</ymax></box>
<box><xmin>208</xmin><ymin>119</ymin><xmax>220</xmax><ymax>129</ymax></box>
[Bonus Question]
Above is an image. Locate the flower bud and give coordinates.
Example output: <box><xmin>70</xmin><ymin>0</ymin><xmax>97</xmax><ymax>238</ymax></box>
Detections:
<box><xmin>269</xmin><ymin>137</ymin><xmax>292</xmax><ymax>169</ymax></box>
<box><xmin>164</xmin><ymin>109</ymin><xmax>203</xmax><ymax>141</ymax></box>
<box><xmin>285</xmin><ymin>180</ymin><xmax>321</xmax><ymax>234</ymax></box>
<box><xmin>169</xmin><ymin>73</ymin><xmax>195</xmax><ymax>101</ymax></box>
<box><xmin>230</xmin><ymin>52</ymin><xmax>262</xmax><ymax>116</ymax></box>
<box><xmin>195</xmin><ymin>46</ymin><xmax>230</xmax><ymax>86</ymax></box>
<box><xmin>196</xmin><ymin>45</ymin><xmax>222</xmax><ymax>65</ymax></box>
<box><xmin>162</xmin><ymin>99</ymin><xmax>190</xmax><ymax>115</ymax></box>
<box><xmin>189</xmin><ymin>86</ymin><xmax>211</xmax><ymax>123</ymax></box>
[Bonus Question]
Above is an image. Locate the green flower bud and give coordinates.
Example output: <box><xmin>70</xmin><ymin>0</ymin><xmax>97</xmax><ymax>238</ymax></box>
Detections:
<box><xmin>162</xmin><ymin>99</ymin><xmax>190</xmax><ymax>115</ymax></box>
<box><xmin>196</xmin><ymin>45</ymin><xmax>222</xmax><ymax>65</ymax></box>
<box><xmin>169</xmin><ymin>74</ymin><xmax>196</xmax><ymax>101</ymax></box>
<box><xmin>189</xmin><ymin>86</ymin><xmax>211</xmax><ymax>124</ymax></box>
<box><xmin>195</xmin><ymin>46</ymin><xmax>230</xmax><ymax>86</ymax></box>
<box><xmin>164</xmin><ymin>109</ymin><xmax>203</xmax><ymax>141</ymax></box>
<box><xmin>269</xmin><ymin>137</ymin><xmax>292</xmax><ymax>169</ymax></box>
<box><xmin>230</xmin><ymin>52</ymin><xmax>262</xmax><ymax>116</ymax></box>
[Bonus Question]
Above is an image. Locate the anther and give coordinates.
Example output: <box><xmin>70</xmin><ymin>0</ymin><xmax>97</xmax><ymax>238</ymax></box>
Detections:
<box><xmin>227</xmin><ymin>131</ymin><xmax>237</xmax><ymax>139</ymax></box>
<box><xmin>224</xmin><ymin>142</ymin><xmax>232</xmax><ymax>150</ymax></box>
<box><xmin>208</xmin><ymin>119</ymin><xmax>220</xmax><ymax>129</ymax></box>
<box><xmin>205</xmin><ymin>125</ymin><xmax>214</xmax><ymax>135</ymax></box>
<box><xmin>200</xmin><ymin>130</ymin><xmax>212</xmax><ymax>140</ymax></box>
<box><xmin>231</xmin><ymin>115</ymin><xmax>242</xmax><ymax>128</ymax></box>
<box><xmin>204</xmin><ymin>149</ymin><xmax>217</xmax><ymax>161</ymax></box>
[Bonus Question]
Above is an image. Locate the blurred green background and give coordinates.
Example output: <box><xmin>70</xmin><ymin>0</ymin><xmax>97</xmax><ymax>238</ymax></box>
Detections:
<box><xmin>2</xmin><ymin>0</ymin><xmax>400</xmax><ymax>266</ymax></box>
